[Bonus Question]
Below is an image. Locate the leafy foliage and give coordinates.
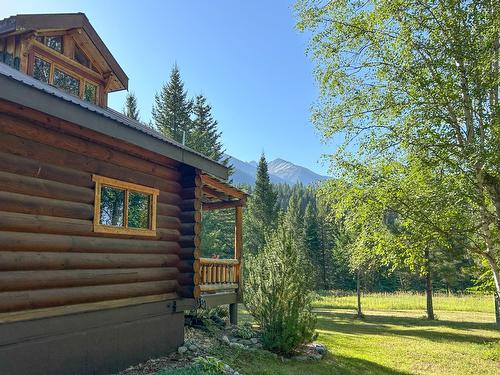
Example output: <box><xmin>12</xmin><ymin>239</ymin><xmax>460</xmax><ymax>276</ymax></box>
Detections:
<box><xmin>296</xmin><ymin>0</ymin><xmax>500</xmax><ymax>320</ymax></box>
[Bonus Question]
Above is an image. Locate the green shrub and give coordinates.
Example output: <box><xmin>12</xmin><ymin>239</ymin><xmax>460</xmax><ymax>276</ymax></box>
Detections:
<box><xmin>193</xmin><ymin>356</ymin><xmax>226</xmax><ymax>374</ymax></box>
<box><xmin>244</xmin><ymin>219</ymin><xmax>317</xmax><ymax>354</ymax></box>
<box><xmin>235</xmin><ymin>322</ymin><xmax>254</xmax><ymax>339</ymax></box>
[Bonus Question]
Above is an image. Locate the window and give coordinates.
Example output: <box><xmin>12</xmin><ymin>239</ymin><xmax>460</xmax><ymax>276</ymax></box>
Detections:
<box><xmin>93</xmin><ymin>175</ymin><xmax>159</xmax><ymax>236</ymax></box>
<box><xmin>84</xmin><ymin>81</ymin><xmax>97</xmax><ymax>104</ymax></box>
<box><xmin>74</xmin><ymin>46</ymin><xmax>90</xmax><ymax>68</ymax></box>
<box><xmin>53</xmin><ymin>68</ymin><xmax>80</xmax><ymax>97</ymax></box>
<box><xmin>33</xmin><ymin>57</ymin><xmax>51</xmax><ymax>83</ymax></box>
<box><xmin>45</xmin><ymin>36</ymin><xmax>63</xmax><ymax>53</ymax></box>
<box><xmin>31</xmin><ymin>53</ymin><xmax>100</xmax><ymax>104</ymax></box>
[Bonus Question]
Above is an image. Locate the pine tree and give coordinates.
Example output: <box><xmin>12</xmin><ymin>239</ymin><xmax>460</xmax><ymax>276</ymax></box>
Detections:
<box><xmin>123</xmin><ymin>92</ymin><xmax>140</xmax><ymax>121</ymax></box>
<box><xmin>152</xmin><ymin>64</ymin><xmax>193</xmax><ymax>144</ymax></box>
<box><xmin>191</xmin><ymin>95</ymin><xmax>227</xmax><ymax>161</ymax></box>
<box><xmin>304</xmin><ymin>202</ymin><xmax>323</xmax><ymax>288</ymax></box>
<box><xmin>244</xmin><ymin>153</ymin><xmax>279</xmax><ymax>254</ymax></box>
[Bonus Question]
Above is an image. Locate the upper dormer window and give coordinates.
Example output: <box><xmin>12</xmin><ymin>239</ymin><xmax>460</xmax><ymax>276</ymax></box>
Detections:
<box><xmin>74</xmin><ymin>46</ymin><xmax>90</xmax><ymax>68</ymax></box>
<box><xmin>36</xmin><ymin>35</ymin><xmax>63</xmax><ymax>54</ymax></box>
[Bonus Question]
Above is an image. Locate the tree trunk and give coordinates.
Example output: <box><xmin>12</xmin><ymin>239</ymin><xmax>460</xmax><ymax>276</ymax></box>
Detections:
<box><xmin>424</xmin><ymin>247</ymin><xmax>435</xmax><ymax>320</ymax></box>
<box><xmin>484</xmin><ymin>252</ymin><xmax>500</xmax><ymax>324</ymax></box>
<box><xmin>356</xmin><ymin>269</ymin><xmax>363</xmax><ymax>319</ymax></box>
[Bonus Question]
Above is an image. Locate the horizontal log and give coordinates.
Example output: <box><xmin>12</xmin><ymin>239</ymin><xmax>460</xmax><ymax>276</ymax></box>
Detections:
<box><xmin>0</xmin><ymin>230</ymin><xmax>181</xmax><ymax>254</ymax></box>
<box><xmin>179</xmin><ymin>210</ymin><xmax>201</xmax><ymax>223</ymax></box>
<box><xmin>203</xmin><ymin>200</ymin><xmax>245</xmax><ymax>211</ymax></box>
<box><xmin>158</xmin><ymin>191</ymin><xmax>182</xmax><ymax>205</ymax></box>
<box><xmin>0</xmin><ymin>280</ymin><xmax>179</xmax><ymax>312</ymax></box>
<box><xmin>158</xmin><ymin>202</ymin><xmax>181</xmax><ymax>217</ymax></box>
<box><xmin>181</xmin><ymin>187</ymin><xmax>202</xmax><ymax>200</ymax></box>
<box><xmin>157</xmin><ymin>215</ymin><xmax>181</xmax><ymax>230</ymax></box>
<box><xmin>180</xmin><ymin>173</ymin><xmax>201</xmax><ymax>188</ymax></box>
<box><xmin>180</xmin><ymin>223</ymin><xmax>196</xmax><ymax>235</ymax></box>
<box><xmin>0</xmin><ymin>170</ymin><xmax>94</xmax><ymax>203</ymax></box>
<box><xmin>199</xmin><ymin>258</ymin><xmax>239</xmax><ymax>265</ymax></box>
<box><xmin>0</xmin><ymin>191</ymin><xmax>93</xmax><ymax>220</ymax></box>
<box><xmin>0</xmin><ymin>101</ymin><xmax>181</xmax><ymax>171</ymax></box>
<box><xmin>0</xmin><ymin>267</ymin><xmax>179</xmax><ymax>291</ymax></box>
<box><xmin>178</xmin><ymin>272</ymin><xmax>195</xmax><ymax>286</ymax></box>
<box><xmin>178</xmin><ymin>259</ymin><xmax>196</xmax><ymax>273</ymax></box>
<box><xmin>0</xmin><ymin>151</ymin><xmax>93</xmax><ymax>188</ymax></box>
<box><xmin>0</xmin><ymin>251</ymin><xmax>180</xmax><ymax>271</ymax></box>
<box><xmin>0</xmin><ymin>113</ymin><xmax>181</xmax><ymax>183</ymax></box>
<box><xmin>200</xmin><ymin>283</ymin><xmax>238</xmax><ymax>292</ymax></box>
<box><xmin>177</xmin><ymin>285</ymin><xmax>194</xmax><ymax>298</ymax></box>
<box><xmin>179</xmin><ymin>199</ymin><xmax>201</xmax><ymax>211</ymax></box>
<box><xmin>178</xmin><ymin>247</ymin><xmax>199</xmax><ymax>260</ymax></box>
<box><xmin>0</xmin><ymin>131</ymin><xmax>181</xmax><ymax>194</ymax></box>
<box><xmin>0</xmin><ymin>211</ymin><xmax>180</xmax><ymax>242</ymax></box>
<box><xmin>179</xmin><ymin>235</ymin><xmax>200</xmax><ymax>248</ymax></box>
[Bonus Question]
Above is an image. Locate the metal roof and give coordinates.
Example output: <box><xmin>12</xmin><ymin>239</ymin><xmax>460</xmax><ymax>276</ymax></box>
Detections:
<box><xmin>0</xmin><ymin>62</ymin><xmax>229</xmax><ymax>180</ymax></box>
<box><xmin>0</xmin><ymin>13</ymin><xmax>128</xmax><ymax>91</ymax></box>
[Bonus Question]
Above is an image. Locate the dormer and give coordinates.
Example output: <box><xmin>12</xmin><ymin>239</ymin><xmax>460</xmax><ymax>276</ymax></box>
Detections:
<box><xmin>0</xmin><ymin>13</ymin><xmax>128</xmax><ymax>107</ymax></box>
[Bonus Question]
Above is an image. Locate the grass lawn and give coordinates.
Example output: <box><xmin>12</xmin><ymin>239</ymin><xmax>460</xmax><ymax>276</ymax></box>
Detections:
<box><xmin>210</xmin><ymin>293</ymin><xmax>499</xmax><ymax>375</ymax></box>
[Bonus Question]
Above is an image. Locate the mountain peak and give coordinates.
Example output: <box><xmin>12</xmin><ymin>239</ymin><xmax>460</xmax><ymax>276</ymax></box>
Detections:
<box><xmin>228</xmin><ymin>155</ymin><xmax>327</xmax><ymax>186</ymax></box>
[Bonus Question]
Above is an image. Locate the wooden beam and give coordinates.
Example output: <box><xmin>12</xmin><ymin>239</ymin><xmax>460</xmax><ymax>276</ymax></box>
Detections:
<box><xmin>202</xmin><ymin>185</ymin><xmax>228</xmax><ymax>200</ymax></box>
<box><xmin>200</xmin><ymin>174</ymin><xmax>247</xmax><ymax>200</ymax></box>
<box><xmin>235</xmin><ymin>206</ymin><xmax>243</xmax><ymax>301</ymax></box>
<box><xmin>200</xmin><ymin>283</ymin><xmax>238</xmax><ymax>293</ymax></box>
<box><xmin>202</xmin><ymin>199</ymin><xmax>245</xmax><ymax>211</ymax></box>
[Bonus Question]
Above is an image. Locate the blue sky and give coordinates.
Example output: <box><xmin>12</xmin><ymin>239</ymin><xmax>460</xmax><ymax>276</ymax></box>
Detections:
<box><xmin>1</xmin><ymin>1</ymin><xmax>334</xmax><ymax>175</ymax></box>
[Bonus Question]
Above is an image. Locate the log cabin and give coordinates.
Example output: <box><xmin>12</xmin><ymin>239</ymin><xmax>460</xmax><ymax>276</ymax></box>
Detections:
<box><xmin>0</xmin><ymin>13</ymin><xmax>246</xmax><ymax>375</ymax></box>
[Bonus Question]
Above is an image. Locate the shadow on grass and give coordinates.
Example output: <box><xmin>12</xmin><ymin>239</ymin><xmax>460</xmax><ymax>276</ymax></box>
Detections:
<box><xmin>215</xmin><ymin>344</ymin><xmax>412</xmax><ymax>375</ymax></box>
<box><xmin>315</xmin><ymin>310</ymin><xmax>499</xmax><ymax>344</ymax></box>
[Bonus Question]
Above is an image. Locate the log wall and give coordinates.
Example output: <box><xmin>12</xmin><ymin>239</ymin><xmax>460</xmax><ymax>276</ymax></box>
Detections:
<box><xmin>0</xmin><ymin>110</ymin><xmax>193</xmax><ymax>315</ymax></box>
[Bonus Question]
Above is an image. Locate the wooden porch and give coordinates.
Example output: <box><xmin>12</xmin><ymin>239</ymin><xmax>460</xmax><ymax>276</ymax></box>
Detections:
<box><xmin>196</xmin><ymin>173</ymin><xmax>246</xmax><ymax>322</ymax></box>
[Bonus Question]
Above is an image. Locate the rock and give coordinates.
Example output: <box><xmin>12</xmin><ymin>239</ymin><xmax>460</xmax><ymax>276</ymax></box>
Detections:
<box><xmin>310</xmin><ymin>353</ymin><xmax>323</xmax><ymax>360</ymax></box>
<box><xmin>229</xmin><ymin>342</ymin><xmax>245</xmax><ymax>349</ymax></box>
<box><xmin>222</xmin><ymin>335</ymin><xmax>230</xmax><ymax>345</ymax></box>
<box><xmin>255</xmin><ymin>343</ymin><xmax>263</xmax><ymax>349</ymax></box>
<box><xmin>314</xmin><ymin>343</ymin><xmax>327</xmax><ymax>355</ymax></box>
<box><xmin>177</xmin><ymin>346</ymin><xmax>188</xmax><ymax>355</ymax></box>
<box><xmin>230</xmin><ymin>337</ymin><xmax>239</xmax><ymax>343</ymax></box>
<box><xmin>239</xmin><ymin>339</ymin><xmax>252</xmax><ymax>346</ymax></box>
<box><xmin>250</xmin><ymin>338</ymin><xmax>259</xmax><ymax>344</ymax></box>
<box><xmin>188</xmin><ymin>345</ymin><xmax>197</xmax><ymax>352</ymax></box>
<box><xmin>292</xmin><ymin>355</ymin><xmax>309</xmax><ymax>361</ymax></box>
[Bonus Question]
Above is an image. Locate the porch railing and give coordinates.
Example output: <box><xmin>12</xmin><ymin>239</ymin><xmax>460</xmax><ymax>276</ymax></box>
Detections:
<box><xmin>199</xmin><ymin>258</ymin><xmax>239</xmax><ymax>292</ymax></box>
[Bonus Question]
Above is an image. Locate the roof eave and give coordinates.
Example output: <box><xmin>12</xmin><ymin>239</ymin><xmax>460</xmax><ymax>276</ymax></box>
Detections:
<box><xmin>0</xmin><ymin>72</ymin><xmax>228</xmax><ymax>180</ymax></box>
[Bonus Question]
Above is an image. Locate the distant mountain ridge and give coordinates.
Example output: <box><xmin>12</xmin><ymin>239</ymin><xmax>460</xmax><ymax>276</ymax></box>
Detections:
<box><xmin>228</xmin><ymin>155</ymin><xmax>328</xmax><ymax>186</ymax></box>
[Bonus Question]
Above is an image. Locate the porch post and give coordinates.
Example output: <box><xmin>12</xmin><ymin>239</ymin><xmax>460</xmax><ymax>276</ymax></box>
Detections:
<box><xmin>230</xmin><ymin>205</ymin><xmax>243</xmax><ymax>325</ymax></box>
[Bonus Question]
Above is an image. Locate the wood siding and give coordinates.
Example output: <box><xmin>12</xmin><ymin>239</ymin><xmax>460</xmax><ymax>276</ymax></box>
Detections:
<box><xmin>0</xmin><ymin>109</ymin><xmax>192</xmax><ymax>315</ymax></box>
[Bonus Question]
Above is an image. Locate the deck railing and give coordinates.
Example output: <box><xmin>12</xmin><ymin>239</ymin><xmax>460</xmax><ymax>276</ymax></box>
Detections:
<box><xmin>199</xmin><ymin>258</ymin><xmax>239</xmax><ymax>292</ymax></box>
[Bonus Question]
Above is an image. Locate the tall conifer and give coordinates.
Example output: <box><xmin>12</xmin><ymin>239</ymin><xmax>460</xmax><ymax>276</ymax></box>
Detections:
<box><xmin>152</xmin><ymin>64</ymin><xmax>192</xmax><ymax>144</ymax></box>
<box><xmin>123</xmin><ymin>92</ymin><xmax>140</xmax><ymax>121</ymax></box>
<box><xmin>244</xmin><ymin>153</ymin><xmax>279</xmax><ymax>254</ymax></box>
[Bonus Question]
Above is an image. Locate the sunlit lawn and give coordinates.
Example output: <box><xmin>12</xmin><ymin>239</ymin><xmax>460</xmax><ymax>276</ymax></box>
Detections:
<box><xmin>212</xmin><ymin>293</ymin><xmax>499</xmax><ymax>375</ymax></box>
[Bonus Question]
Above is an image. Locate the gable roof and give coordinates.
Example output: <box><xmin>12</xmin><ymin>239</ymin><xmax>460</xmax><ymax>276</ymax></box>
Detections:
<box><xmin>0</xmin><ymin>13</ymin><xmax>128</xmax><ymax>91</ymax></box>
<box><xmin>0</xmin><ymin>62</ymin><xmax>229</xmax><ymax>180</ymax></box>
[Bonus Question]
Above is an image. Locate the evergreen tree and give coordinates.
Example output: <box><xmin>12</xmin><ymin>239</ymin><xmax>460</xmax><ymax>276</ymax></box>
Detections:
<box><xmin>123</xmin><ymin>92</ymin><xmax>140</xmax><ymax>121</ymax></box>
<box><xmin>244</xmin><ymin>153</ymin><xmax>279</xmax><ymax>254</ymax></box>
<box><xmin>191</xmin><ymin>94</ymin><xmax>229</xmax><ymax>164</ymax></box>
<box><xmin>304</xmin><ymin>202</ymin><xmax>322</xmax><ymax>288</ymax></box>
<box><xmin>152</xmin><ymin>64</ymin><xmax>193</xmax><ymax>144</ymax></box>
